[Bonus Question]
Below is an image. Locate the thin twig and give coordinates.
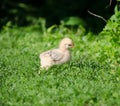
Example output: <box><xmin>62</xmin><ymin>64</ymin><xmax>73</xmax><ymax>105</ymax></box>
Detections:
<box><xmin>106</xmin><ymin>0</ymin><xmax>112</xmax><ymax>8</ymax></box>
<box><xmin>87</xmin><ymin>10</ymin><xmax>107</xmax><ymax>23</ymax></box>
<box><xmin>109</xmin><ymin>0</ymin><xmax>112</xmax><ymax>7</ymax></box>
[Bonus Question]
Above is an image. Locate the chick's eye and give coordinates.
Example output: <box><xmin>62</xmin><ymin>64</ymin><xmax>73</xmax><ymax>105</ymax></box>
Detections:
<box><xmin>68</xmin><ymin>44</ymin><xmax>72</xmax><ymax>46</ymax></box>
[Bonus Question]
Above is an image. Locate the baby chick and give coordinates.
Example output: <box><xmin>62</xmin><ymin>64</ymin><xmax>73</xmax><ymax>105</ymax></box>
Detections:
<box><xmin>39</xmin><ymin>37</ymin><xmax>74</xmax><ymax>69</ymax></box>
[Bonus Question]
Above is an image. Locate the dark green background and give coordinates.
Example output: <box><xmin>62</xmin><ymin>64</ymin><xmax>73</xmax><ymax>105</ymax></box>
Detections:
<box><xmin>0</xmin><ymin>0</ymin><xmax>116</xmax><ymax>32</ymax></box>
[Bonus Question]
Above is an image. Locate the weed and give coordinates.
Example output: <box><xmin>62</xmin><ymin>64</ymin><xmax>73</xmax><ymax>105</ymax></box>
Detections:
<box><xmin>0</xmin><ymin>11</ymin><xmax>120</xmax><ymax>106</ymax></box>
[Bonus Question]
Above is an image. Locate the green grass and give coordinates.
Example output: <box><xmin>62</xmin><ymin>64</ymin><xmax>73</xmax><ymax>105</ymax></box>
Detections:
<box><xmin>0</xmin><ymin>17</ymin><xmax>120</xmax><ymax>106</ymax></box>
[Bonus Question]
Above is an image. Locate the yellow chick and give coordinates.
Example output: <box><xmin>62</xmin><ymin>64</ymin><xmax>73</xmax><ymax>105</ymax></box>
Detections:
<box><xmin>39</xmin><ymin>37</ymin><xmax>74</xmax><ymax>69</ymax></box>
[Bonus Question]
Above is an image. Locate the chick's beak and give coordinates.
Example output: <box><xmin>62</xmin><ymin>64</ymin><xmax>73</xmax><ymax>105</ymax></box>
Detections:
<box><xmin>71</xmin><ymin>43</ymin><xmax>74</xmax><ymax>48</ymax></box>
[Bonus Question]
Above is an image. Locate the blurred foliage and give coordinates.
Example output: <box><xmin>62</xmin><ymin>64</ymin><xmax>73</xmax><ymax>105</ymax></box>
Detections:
<box><xmin>0</xmin><ymin>0</ymin><xmax>117</xmax><ymax>32</ymax></box>
<box><xmin>101</xmin><ymin>4</ymin><xmax>120</xmax><ymax>45</ymax></box>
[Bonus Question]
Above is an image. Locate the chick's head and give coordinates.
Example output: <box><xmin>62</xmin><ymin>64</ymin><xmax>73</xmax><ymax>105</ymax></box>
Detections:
<box><xmin>59</xmin><ymin>37</ymin><xmax>74</xmax><ymax>50</ymax></box>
